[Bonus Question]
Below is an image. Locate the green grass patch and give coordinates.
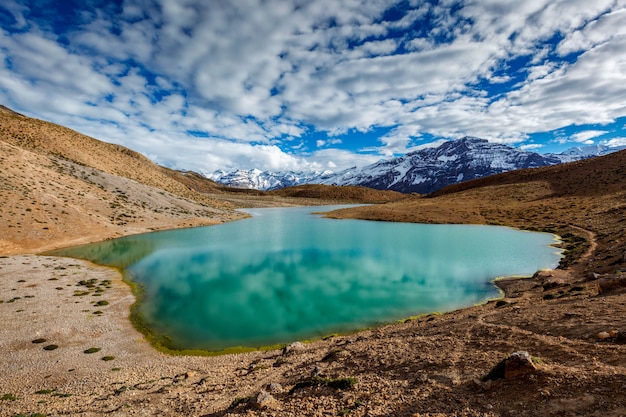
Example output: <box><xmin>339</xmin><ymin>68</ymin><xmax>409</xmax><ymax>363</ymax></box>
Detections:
<box><xmin>83</xmin><ymin>347</ymin><xmax>101</xmax><ymax>354</ymax></box>
<box><xmin>292</xmin><ymin>377</ymin><xmax>358</xmax><ymax>392</ymax></box>
<box><xmin>101</xmin><ymin>356</ymin><xmax>115</xmax><ymax>361</ymax></box>
<box><xmin>229</xmin><ymin>396</ymin><xmax>251</xmax><ymax>409</ymax></box>
<box><xmin>35</xmin><ymin>389</ymin><xmax>54</xmax><ymax>395</ymax></box>
<box><xmin>13</xmin><ymin>413</ymin><xmax>47</xmax><ymax>417</ymax></box>
<box><xmin>1</xmin><ymin>393</ymin><xmax>17</xmax><ymax>401</ymax></box>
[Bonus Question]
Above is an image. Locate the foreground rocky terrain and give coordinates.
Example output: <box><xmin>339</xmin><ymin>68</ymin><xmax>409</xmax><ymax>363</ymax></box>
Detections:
<box><xmin>1</xmin><ymin>106</ymin><xmax>626</xmax><ymax>416</ymax></box>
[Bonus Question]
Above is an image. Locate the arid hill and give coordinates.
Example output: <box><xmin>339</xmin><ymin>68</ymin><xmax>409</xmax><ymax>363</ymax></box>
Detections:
<box><xmin>269</xmin><ymin>183</ymin><xmax>407</xmax><ymax>203</ymax></box>
<box><xmin>0</xmin><ymin>107</ymin><xmax>245</xmax><ymax>254</ymax></box>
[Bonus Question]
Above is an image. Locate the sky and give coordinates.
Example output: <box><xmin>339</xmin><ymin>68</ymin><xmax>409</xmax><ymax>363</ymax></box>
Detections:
<box><xmin>1</xmin><ymin>0</ymin><xmax>626</xmax><ymax>174</ymax></box>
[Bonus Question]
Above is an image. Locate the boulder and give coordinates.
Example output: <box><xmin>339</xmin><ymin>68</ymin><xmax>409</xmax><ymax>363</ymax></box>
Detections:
<box><xmin>250</xmin><ymin>389</ymin><xmax>279</xmax><ymax>410</ymax></box>
<box><xmin>542</xmin><ymin>277</ymin><xmax>566</xmax><ymax>290</ymax></box>
<box><xmin>484</xmin><ymin>351</ymin><xmax>538</xmax><ymax>381</ymax></box>
<box><xmin>598</xmin><ymin>275</ymin><xmax>626</xmax><ymax>295</ymax></box>
<box><xmin>504</xmin><ymin>351</ymin><xmax>537</xmax><ymax>379</ymax></box>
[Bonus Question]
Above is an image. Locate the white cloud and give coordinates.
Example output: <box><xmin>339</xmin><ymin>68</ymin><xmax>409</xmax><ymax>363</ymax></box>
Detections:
<box><xmin>570</xmin><ymin>130</ymin><xmax>607</xmax><ymax>143</ymax></box>
<box><xmin>519</xmin><ymin>143</ymin><xmax>544</xmax><ymax>151</ymax></box>
<box><xmin>1</xmin><ymin>0</ymin><xmax>625</xmax><ymax>174</ymax></box>
<box><xmin>600</xmin><ymin>137</ymin><xmax>626</xmax><ymax>147</ymax></box>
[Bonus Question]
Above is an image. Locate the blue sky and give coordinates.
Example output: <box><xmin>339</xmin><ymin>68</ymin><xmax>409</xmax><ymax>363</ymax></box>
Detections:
<box><xmin>1</xmin><ymin>1</ymin><xmax>625</xmax><ymax>173</ymax></box>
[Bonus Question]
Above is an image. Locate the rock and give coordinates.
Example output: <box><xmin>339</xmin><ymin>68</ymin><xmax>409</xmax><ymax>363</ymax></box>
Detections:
<box><xmin>266</xmin><ymin>382</ymin><xmax>283</xmax><ymax>394</ymax></box>
<box><xmin>495</xmin><ymin>300</ymin><xmax>509</xmax><ymax>308</ymax></box>
<box><xmin>282</xmin><ymin>341</ymin><xmax>305</xmax><ymax>355</ymax></box>
<box><xmin>543</xmin><ymin>277</ymin><xmax>566</xmax><ymax>290</ymax></box>
<box><xmin>250</xmin><ymin>389</ymin><xmax>279</xmax><ymax>410</ymax></box>
<box><xmin>598</xmin><ymin>276</ymin><xmax>626</xmax><ymax>295</ymax></box>
<box><xmin>597</xmin><ymin>331</ymin><xmax>611</xmax><ymax>340</ymax></box>
<box><xmin>185</xmin><ymin>371</ymin><xmax>196</xmax><ymax>379</ymax></box>
<box><xmin>484</xmin><ymin>351</ymin><xmax>537</xmax><ymax>381</ymax></box>
<box><xmin>504</xmin><ymin>351</ymin><xmax>537</xmax><ymax>379</ymax></box>
<box><xmin>586</xmin><ymin>272</ymin><xmax>601</xmax><ymax>281</ymax></box>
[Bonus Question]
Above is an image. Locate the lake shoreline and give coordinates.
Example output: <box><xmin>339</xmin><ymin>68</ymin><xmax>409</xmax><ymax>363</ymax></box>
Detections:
<box><xmin>46</xmin><ymin>205</ymin><xmax>560</xmax><ymax>354</ymax></box>
<box><xmin>2</xmin><ymin>207</ymin><xmax>626</xmax><ymax>416</ymax></box>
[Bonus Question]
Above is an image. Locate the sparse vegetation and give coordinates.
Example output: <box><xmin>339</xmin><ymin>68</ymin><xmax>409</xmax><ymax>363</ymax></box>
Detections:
<box><xmin>291</xmin><ymin>376</ymin><xmax>358</xmax><ymax>391</ymax></box>
<box><xmin>229</xmin><ymin>396</ymin><xmax>252</xmax><ymax>409</ymax></box>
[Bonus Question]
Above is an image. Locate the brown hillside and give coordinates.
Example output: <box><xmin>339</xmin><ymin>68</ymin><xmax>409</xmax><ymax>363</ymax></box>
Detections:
<box><xmin>330</xmin><ymin>150</ymin><xmax>626</xmax><ymax>275</ymax></box>
<box><xmin>0</xmin><ymin>108</ymin><xmax>247</xmax><ymax>254</ymax></box>
<box><xmin>0</xmin><ymin>107</ymin><xmax>226</xmax><ymax>205</ymax></box>
<box><xmin>269</xmin><ymin>184</ymin><xmax>408</xmax><ymax>203</ymax></box>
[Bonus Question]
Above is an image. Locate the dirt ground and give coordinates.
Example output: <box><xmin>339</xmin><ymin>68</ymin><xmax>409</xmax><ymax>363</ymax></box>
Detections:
<box><xmin>1</xmin><ymin>225</ymin><xmax>626</xmax><ymax>417</ymax></box>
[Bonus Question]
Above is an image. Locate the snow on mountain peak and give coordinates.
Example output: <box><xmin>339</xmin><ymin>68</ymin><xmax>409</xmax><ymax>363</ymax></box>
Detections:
<box><xmin>209</xmin><ymin>137</ymin><xmax>624</xmax><ymax>193</ymax></box>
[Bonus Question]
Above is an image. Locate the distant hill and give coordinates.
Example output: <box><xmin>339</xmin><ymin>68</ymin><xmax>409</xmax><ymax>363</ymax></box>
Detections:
<box><xmin>269</xmin><ymin>184</ymin><xmax>407</xmax><ymax>203</ymax></box>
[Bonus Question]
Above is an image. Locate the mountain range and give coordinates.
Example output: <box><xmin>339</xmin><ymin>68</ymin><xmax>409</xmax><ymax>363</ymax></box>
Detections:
<box><xmin>209</xmin><ymin>138</ymin><xmax>623</xmax><ymax>194</ymax></box>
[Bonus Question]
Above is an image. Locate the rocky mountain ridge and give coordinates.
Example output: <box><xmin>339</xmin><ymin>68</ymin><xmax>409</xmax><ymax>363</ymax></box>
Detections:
<box><xmin>209</xmin><ymin>137</ymin><xmax>623</xmax><ymax>194</ymax></box>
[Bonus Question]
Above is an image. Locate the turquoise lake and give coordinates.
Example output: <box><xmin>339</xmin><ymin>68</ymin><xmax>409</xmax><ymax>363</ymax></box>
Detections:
<box><xmin>52</xmin><ymin>205</ymin><xmax>561</xmax><ymax>351</ymax></box>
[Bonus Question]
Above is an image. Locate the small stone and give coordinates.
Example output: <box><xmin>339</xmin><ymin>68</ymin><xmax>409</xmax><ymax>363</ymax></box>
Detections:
<box><xmin>586</xmin><ymin>272</ymin><xmax>601</xmax><ymax>281</ymax></box>
<box><xmin>185</xmin><ymin>371</ymin><xmax>196</xmax><ymax>379</ymax></box>
<box><xmin>266</xmin><ymin>382</ymin><xmax>283</xmax><ymax>394</ymax></box>
<box><xmin>283</xmin><ymin>341</ymin><xmax>305</xmax><ymax>355</ymax></box>
<box><xmin>609</xmin><ymin>330</ymin><xmax>619</xmax><ymax>338</ymax></box>
<box><xmin>250</xmin><ymin>389</ymin><xmax>279</xmax><ymax>410</ymax></box>
<box><xmin>597</xmin><ymin>331</ymin><xmax>611</xmax><ymax>339</ymax></box>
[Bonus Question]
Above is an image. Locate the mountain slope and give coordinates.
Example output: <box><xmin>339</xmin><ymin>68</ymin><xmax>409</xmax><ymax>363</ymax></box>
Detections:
<box><xmin>0</xmin><ymin>106</ymin><xmax>226</xmax><ymax>202</ymax></box>
<box><xmin>0</xmin><ymin>107</ymin><xmax>243</xmax><ymax>254</ymax></box>
<box><xmin>210</xmin><ymin>137</ymin><xmax>623</xmax><ymax>194</ymax></box>
<box><xmin>319</xmin><ymin>137</ymin><xmax>566</xmax><ymax>193</ymax></box>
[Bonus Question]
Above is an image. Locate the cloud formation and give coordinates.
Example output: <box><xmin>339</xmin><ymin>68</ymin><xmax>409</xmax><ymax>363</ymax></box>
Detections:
<box><xmin>1</xmin><ymin>0</ymin><xmax>625</xmax><ymax>172</ymax></box>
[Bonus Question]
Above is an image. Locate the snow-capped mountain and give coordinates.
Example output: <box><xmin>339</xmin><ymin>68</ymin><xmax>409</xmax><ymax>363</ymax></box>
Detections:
<box><xmin>554</xmin><ymin>144</ymin><xmax>621</xmax><ymax>162</ymax></box>
<box><xmin>209</xmin><ymin>137</ymin><xmax>624</xmax><ymax>194</ymax></box>
<box><xmin>207</xmin><ymin>168</ymin><xmax>336</xmax><ymax>191</ymax></box>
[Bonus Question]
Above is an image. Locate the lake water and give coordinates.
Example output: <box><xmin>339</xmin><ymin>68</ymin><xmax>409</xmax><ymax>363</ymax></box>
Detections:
<box><xmin>51</xmin><ymin>205</ymin><xmax>561</xmax><ymax>351</ymax></box>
